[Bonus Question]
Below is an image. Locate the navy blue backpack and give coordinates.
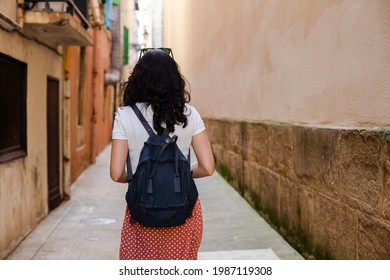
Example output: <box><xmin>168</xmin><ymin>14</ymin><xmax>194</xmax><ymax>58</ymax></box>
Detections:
<box><xmin>125</xmin><ymin>104</ymin><xmax>198</xmax><ymax>227</ymax></box>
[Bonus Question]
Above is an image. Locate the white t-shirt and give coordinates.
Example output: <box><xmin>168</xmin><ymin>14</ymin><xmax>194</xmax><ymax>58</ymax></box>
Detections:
<box><xmin>112</xmin><ymin>103</ymin><xmax>205</xmax><ymax>174</ymax></box>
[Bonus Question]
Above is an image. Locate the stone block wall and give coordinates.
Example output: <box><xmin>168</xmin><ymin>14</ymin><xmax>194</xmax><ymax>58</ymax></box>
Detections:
<box><xmin>205</xmin><ymin>118</ymin><xmax>390</xmax><ymax>259</ymax></box>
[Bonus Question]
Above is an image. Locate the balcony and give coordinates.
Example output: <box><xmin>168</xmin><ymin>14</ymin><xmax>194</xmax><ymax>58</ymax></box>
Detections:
<box><xmin>22</xmin><ymin>0</ymin><xmax>93</xmax><ymax>46</ymax></box>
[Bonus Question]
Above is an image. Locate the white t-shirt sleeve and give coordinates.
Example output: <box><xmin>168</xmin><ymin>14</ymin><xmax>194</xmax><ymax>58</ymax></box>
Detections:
<box><xmin>112</xmin><ymin>108</ymin><xmax>127</xmax><ymax>140</ymax></box>
<box><xmin>189</xmin><ymin>105</ymin><xmax>206</xmax><ymax>136</ymax></box>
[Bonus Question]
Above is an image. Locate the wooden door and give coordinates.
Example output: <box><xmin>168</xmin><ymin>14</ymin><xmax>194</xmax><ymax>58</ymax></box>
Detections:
<box><xmin>47</xmin><ymin>77</ymin><xmax>61</xmax><ymax>210</ymax></box>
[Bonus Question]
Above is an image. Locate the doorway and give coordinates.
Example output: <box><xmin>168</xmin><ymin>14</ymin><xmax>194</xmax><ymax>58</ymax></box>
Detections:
<box><xmin>47</xmin><ymin>77</ymin><xmax>61</xmax><ymax>210</ymax></box>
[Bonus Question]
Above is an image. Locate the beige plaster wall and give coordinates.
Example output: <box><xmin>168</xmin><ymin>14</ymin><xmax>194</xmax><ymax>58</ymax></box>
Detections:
<box><xmin>164</xmin><ymin>0</ymin><xmax>390</xmax><ymax>129</ymax></box>
<box><xmin>0</xmin><ymin>30</ymin><xmax>62</xmax><ymax>259</ymax></box>
<box><xmin>2</xmin><ymin>0</ymin><xmax>17</xmax><ymax>22</ymax></box>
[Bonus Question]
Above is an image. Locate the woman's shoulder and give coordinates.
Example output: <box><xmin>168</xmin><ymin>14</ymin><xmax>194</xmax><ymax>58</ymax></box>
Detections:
<box><xmin>116</xmin><ymin>104</ymin><xmax>154</xmax><ymax>125</ymax></box>
<box><xmin>114</xmin><ymin>106</ymin><xmax>133</xmax><ymax>122</ymax></box>
<box><xmin>116</xmin><ymin>105</ymin><xmax>133</xmax><ymax>115</ymax></box>
<box><xmin>117</xmin><ymin>106</ymin><xmax>131</xmax><ymax>112</ymax></box>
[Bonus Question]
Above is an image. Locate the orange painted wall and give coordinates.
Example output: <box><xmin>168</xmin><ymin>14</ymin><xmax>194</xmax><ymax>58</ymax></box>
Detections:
<box><xmin>69</xmin><ymin>45</ymin><xmax>92</xmax><ymax>183</ymax></box>
<box><xmin>69</xmin><ymin>27</ymin><xmax>113</xmax><ymax>183</ymax></box>
<box><xmin>91</xmin><ymin>29</ymin><xmax>114</xmax><ymax>161</ymax></box>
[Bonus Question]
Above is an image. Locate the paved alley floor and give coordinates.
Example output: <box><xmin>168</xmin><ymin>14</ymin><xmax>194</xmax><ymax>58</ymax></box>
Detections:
<box><xmin>7</xmin><ymin>145</ymin><xmax>303</xmax><ymax>260</ymax></box>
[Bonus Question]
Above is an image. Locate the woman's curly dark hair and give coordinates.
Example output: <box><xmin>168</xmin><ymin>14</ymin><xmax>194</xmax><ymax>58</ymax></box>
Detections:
<box><xmin>121</xmin><ymin>49</ymin><xmax>191</xmax><ymax>135</ymax></box>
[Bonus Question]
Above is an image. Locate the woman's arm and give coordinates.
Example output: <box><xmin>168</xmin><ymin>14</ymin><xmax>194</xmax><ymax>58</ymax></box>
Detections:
<box><xmin>110</xmin><ymin>139</ymin><xmax>129</xmax><ymax>183</ymax></box>
<box><xmin>191</xmin><ymin>130</ymin><xmax>215</xmax><ymax>178</ymax></box>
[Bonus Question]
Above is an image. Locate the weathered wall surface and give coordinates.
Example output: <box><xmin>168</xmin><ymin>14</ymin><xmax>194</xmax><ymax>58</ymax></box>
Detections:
<box><xmin>206</xmin><ymin>119</ymin><xmax>390</xmax><ymax>259</ymax></box>
<box><xmin>0</xmin><ymin>30</ymin><xmax>62</xmax><ymax>259</ymax></box>
<box><xmin>165</xmin><ymin>0</ymin><xmax>390</xmax><ymax>129</ymax></box>
<box><xmin>164</xmin><ymin>0</ymin><xmax>390</xmax><ymax>259</ymax></box>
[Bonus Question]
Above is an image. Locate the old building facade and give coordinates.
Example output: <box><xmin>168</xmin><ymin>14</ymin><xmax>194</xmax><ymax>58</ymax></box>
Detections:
<box><xmin>0</xmin><ymin>0</ymin><xmax>116</xmax><ymax>259</ymax></box>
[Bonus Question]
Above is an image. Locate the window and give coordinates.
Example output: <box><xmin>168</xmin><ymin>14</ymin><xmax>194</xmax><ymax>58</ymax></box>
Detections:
<box><xmin>123</xmin><ymin>26</ymin><xmax>129</xmax><ymax>65</ymax></box>
<box><xmin>0</xmin><ymin>53</ymin><xmax>27</xmax><ymax>163</ymax></box>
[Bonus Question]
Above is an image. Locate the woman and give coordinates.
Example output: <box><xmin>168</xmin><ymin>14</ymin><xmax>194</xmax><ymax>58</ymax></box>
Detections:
<box><xmin>110</xmin><ymin>48</ymin><xmax>214</xmax><ymax>260</ymax></box>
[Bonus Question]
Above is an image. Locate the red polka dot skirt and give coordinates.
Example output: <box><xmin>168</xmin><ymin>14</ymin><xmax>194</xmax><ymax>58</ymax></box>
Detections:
<box><xmin>119</xmin><ymin>199</ymin><xmax>203</xmax><ymax>260</ymax></box>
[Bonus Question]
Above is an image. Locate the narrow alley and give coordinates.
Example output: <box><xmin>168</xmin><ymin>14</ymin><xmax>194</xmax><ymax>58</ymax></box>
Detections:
<box><xmin>7</xmin><ymin>145</ymin><xmax>303</xmax><ymax>260</ymax></box>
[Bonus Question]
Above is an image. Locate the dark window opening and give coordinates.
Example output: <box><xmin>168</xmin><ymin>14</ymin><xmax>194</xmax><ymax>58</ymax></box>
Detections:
<box><xmin>0</xmin><ymin>53</ymin><xmax>27</xmax><ymax>163</ymax></box>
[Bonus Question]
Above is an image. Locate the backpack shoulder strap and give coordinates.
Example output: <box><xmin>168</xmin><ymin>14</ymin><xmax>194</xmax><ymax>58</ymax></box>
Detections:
<box><xmin>130</xmin><ymin>104</ymin><xmax>155</xmax><ymax>137</ymax></box>
<box><xmin>127</xmin><ymin>104</ymin><xmax>155</xmax><ymax>181</ymax></box>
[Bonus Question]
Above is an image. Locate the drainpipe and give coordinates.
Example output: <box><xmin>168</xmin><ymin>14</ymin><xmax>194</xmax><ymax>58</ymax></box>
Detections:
<box><xmin>63</xmin><ymin>47</ymin><xmax>71</xmax><ymax>200</ymax></box>
<box><xmin>90</xmin><ymin>31</ymin><xmax>99</xmax><ymax>164</ymax></box>
<box><xmin>104</xmin><ymin>2</ymin><xmax>121</xmax><ymax>85</ymax></box>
